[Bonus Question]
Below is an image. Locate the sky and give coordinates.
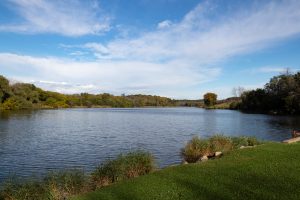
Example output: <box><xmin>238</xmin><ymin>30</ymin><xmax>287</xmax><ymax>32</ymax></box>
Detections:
<box><xmin>0</xmin><ymin>0</ymin><xmax>300</xmax><ymax>99</ymax></box>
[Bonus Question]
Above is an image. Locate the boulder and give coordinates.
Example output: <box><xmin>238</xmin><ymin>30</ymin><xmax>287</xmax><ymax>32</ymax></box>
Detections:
<box><xmin>240</xmin><ymin>145</ymin><xmax>254</xmax><ymax>149</ymax></box>
<box><xmin>283</xmin><ymin>137</ymin><xmax>300</xmax><ymax>144</ymax></box>
<box><xmin>200</xmin><ymin>155</ymin><xmax>208</xmax><ymax>161</ymax></box>
<box><xmin>182</xmin><ymin>160</ymin><xmax>189</xmax><ymax>165</ymax></box>
<box><xmin>214</xmin><ymin>152</ymin><xmax>222</xmax><ymax>157</ymax></box>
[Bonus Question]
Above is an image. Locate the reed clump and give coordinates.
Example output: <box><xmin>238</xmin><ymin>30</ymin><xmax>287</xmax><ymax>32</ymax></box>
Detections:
<box><xmin>0</xmin><ymin>151</ymin><xmax>155</xmax><ymax>200</ymax></box>
<box><xmin>181</xmin><ymin>135</ymin><xmax>262</xmax><ymax>163</ymax></box>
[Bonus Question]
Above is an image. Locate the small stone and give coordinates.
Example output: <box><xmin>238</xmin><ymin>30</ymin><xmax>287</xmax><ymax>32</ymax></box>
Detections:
<box><xmin>182</xmin><ymin>161</ymin><xmax>189</xmax><ymax>165</ymax></box>
<box><xmin>240</xmin><ymin>145</ymin><xmax>254</xmax><ymax>149</ymax></box>
<box><xmin>200</xmin><ymin>155</ymin><xmax>208</xmax><ymax>161</ymax></box>
<box><xmin>214</xmin><ymin>152</ymin><xmax>222</xmax><ymax>157</ymax></box>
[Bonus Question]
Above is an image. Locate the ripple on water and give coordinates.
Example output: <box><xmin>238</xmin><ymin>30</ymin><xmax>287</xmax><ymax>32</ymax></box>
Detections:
<box><xmin>0</xmin><ymin>108</ymin><xmax>300</xmax><ymax>182</ymax></box>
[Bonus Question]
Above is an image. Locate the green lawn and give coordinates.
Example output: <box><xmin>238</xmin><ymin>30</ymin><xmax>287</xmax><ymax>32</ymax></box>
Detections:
<box><xmin>73</xmin><ymin>142</ymin><xmax>300</xmax><ymax>200</ymax></box>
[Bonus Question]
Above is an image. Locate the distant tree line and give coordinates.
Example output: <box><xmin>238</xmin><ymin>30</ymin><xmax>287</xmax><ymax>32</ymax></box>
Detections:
<box><xmin>239</xmin><ymin>71</ymin><xmax>300</xmax><ymax>114</ymax></box>
<box><xmin>0</xmin><ymin>75</ymin><xmax>177</xmax><ymax>110</ymax></box>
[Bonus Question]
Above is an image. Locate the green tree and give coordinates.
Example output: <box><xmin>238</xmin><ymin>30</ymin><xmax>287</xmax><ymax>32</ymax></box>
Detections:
<box><xmin>0</xmin><ymin>74</ymin><xmax>177</xmax><ymax>110</ymax></box>
<box><xmin>0</xmin><ymin>75</ymin><xmax>12</xmax><ymax>103</ymax></box>
<box><xmin>240</xmin><ymin>71</ymin><xmax>300</xmax><ymax>114</ymax></box>
<box><xmin>11</xmin><ymin>83</ymin><xmax>39</xmax><ymax>104</ymax></box>
<box><xmin>203</xmin><ymin>93</ymin><xmax>217</xmax><ymax>107</ymax></box>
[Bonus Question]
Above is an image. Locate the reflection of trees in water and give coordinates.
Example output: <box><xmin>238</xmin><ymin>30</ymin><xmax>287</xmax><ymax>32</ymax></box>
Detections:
<box><xmin>266</xmin><ymin>117</ymin><xmax>300</xmax><ymax>130</ymax></box>
<box><xmin>0</xmin><ymin>111</ymin><xmax>11</xmax><ymax>139</ymax></box>
<box><xmin>0</xmin><ymin>109</ymin><xmax>36</xmax><ymax>121</ymax></box>
<box><xmin>0</xmin><ymin>111</ymin><xmax>10</xmax><ymax>120</ymax></box>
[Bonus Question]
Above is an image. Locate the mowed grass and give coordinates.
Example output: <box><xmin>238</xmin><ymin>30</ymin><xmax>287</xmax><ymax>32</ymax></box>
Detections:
<box><xmin>73</xmin><ymin>142</ymin><xmax>300</xmax><ymax>200</ymax></box>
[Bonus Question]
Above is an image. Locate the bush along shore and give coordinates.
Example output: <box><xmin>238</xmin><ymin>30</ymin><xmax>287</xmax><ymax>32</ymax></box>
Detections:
<box><xmin>0</xmin><ymin>135</ymin><xmax>267</xmax><ymax>200</ymax></box>
<box><xmin>0</xmin><ymin>151</ymin><xmax>155</xmax><ymax>200</ymax></box>
<box><xmin>181</xmin><ymin>135</ymin><xmax>261</xmax><ymax>163</ymax></box>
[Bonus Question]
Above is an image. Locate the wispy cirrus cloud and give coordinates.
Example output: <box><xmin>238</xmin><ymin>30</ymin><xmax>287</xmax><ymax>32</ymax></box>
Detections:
<box><xmin>0</xmin><ymin>0</ymin><xmax>111</xmax><ymax>36</ymax></box>
<box><xmin>77</xmin><ymin>0</ymin><xmax>300</xmax><ymax>63</ymax></box>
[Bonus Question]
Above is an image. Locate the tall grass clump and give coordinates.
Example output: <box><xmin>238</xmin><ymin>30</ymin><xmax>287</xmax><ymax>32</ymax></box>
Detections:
<box><xmin>246</xmin><ymin>136</ymin><xmax>260</xmax><ymax>146</ymax></box>
<box><xmin>0</xmin><ymin>151</ymin><xmax>155</xmax><ymax>199</ymax></box>
<box><xmin>181</xmin><ymin>136</ymin><xmax>211</xmax><ymax>163</ymax></box>
<box><xmin>0</xmin><ymin>178</ymin><xmax>47</xmax><ymax>200</ymax></box>
<box><xmin>44</xmin><ymin>169</ymin><xmax>87</xmax><ymax>200</ymax></box>
<box><xmin>90</xmin><ymin>151</ymin><xmax>155</xmax><ymax>189</ymax></box>
<box><xmin>231</xmin><ymin>136</ymin><xmax>261</xmax><ymax>148</ymax></box>
<box><xmin>231</xmin><ymin>136</ymin><xmax>249</xmax><ymax>148</ymax></box>
<box><xmin>209</xmin><ymin>135</ymin><xmax>233</xmax><ymax>153</ymax></box>
<box><xmin>0</xmin><ymin>169</ymin><xmax>86</xmax><ymax>200</ymax></box>
<box><xmin>182</xmin><ymin>135</ymin><xmax>262</xmax><ymax>163</ymax></box>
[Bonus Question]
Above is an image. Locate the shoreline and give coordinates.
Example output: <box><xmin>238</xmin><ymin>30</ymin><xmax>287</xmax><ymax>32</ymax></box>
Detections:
<box><xmin>1</xmin><ymin>140</ymin><xmax>299</xmax><ymax>200</ymax></box>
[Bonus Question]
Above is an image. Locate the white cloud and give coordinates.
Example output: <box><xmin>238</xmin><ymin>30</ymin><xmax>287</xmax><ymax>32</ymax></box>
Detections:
<box><xmin>29</xmin><ymin>80</ymin><xmax>99</xmax><ymax>94</ymax></box>
<box><xmin>0</xmin><ymin>53</ymin><xmax>221</xmax><ymax>97</ymax></box>
<box><xmin>72</xmin><ymin>0</ymin><xmax>300</xmax><ymax>65</ymax></box>
<box><xmin>69</xmin><ymin>51</ymin><xmax>88</xmax><ymax>56</ymax></box>
<box><xmin>157</xmin><ymin>20</ymin><xmax>173</xmax><ymax>29</ymax></box>
<box><xmin>0</xmin><ymin>0</ymin><xmax>110</xmax><ymax>36</ymax></box>
<box><xmin>1</xmin><ymin>0</ymin><xmax>300</xmax><ymax>98</ymax></box>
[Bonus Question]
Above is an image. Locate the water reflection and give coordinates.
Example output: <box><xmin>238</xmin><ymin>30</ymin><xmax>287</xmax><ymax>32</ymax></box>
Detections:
<box><xmin>1</xmin><ymin>108</ymin><xmax>300</xmax><ymax>182</ymax></box>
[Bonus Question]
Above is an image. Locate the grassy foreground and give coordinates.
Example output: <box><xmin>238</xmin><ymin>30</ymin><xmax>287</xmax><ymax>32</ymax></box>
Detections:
<box><xmin>74</xmin><ymin>142</ymin><xmax>300</xmax><ymax>200</ymax></box>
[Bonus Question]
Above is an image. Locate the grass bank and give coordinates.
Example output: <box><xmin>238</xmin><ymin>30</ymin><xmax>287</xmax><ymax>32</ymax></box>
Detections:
<box><xmin>74</xmin><ymin>142</ymin><xmax>300</xmax><ymax>200</ymax></box>
<box><xmin>0</xmin><ymin>151</ymin><xmax>155</xmax><ymax>200</ymax></box>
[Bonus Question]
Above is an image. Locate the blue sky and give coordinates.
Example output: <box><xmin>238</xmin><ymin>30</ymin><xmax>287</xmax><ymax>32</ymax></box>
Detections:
<box><xmin>0</xmin><ymin>0</ymin><xmax>300</xmax><ymax>99</ymax></box>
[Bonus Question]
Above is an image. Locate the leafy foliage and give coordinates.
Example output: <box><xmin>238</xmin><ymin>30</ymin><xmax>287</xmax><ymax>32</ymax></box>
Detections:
<box><xmin>0</xmin><ymin>75</ymin><xmax>12</xmax><ymax>104</ymax></box>
<box><xmin>0</xmin><ymin>75</ymin><xmax>176</xmax><ymax>110</ymax></box>
<box><xmin>240</xmin><ymin>71</ymin><xmax>300</xmax><ymax>114</ymax></box>
<box><xmin>203</xmin><ymin>92</ymin><xmax>217</xmax><ymax>107</ymax></box>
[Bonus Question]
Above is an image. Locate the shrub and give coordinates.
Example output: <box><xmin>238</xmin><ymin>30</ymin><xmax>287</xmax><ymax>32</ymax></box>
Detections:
<box><xmin>247</xmin><ymin>136</ymin><xmax>260</xmax><ymax>146</ymax></box>
<box><xmin>1</xmin><ymin>96</ymin><xmax>33</xmax><ymax>110</ymax></box>
<box><xmin>91</xmin><ymin>151</ymin><xmax>155</xmax><ymax>189</ymax></box>
<box><xmin>181</xmin><ymin>137</ymin><xmax>211</xmax><ymax>163</ymax></box>
<box><xmin>0</xmin><ymin>170</ymin><xmax>86</xmax><ymax>200</ymax></box>
<box><xmin>0</xmin><ymin>152</ymin><xmax>155</xmax><ymax>199</ymax></box>
<box><xmin>0</xmin><ymin>178</ymin><xmax>47</xmax><ymax>200</ymax></box>
<box><xmin>231</xmin><ymin>136</ymin><xmax>249</xmax><ymax>148</ymax></box>
<box><xmin>181</xmin><ymin>135</ymin><xmax>262</xmax><ymax>163</ymax></box>
<box><xmin>209</xmin><ymin>135</ymin><xmax>233</xmax><ymax>153</ymax></box>
<box><xmin>229</xmin><ymin>101</ymin><xmax>241</xmax><ymax>110</ymax></box>
<box><xmin>44</xmin><ymin>169</ymin><xmax>86</xmax><ymax>199</ymax></box>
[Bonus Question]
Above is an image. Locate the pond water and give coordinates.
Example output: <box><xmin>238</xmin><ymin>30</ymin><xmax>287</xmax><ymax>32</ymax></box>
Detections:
<box><xmin>1</xmin><ymin>108</ymin><xmax>300</xmax><ymax>182</ymax></box>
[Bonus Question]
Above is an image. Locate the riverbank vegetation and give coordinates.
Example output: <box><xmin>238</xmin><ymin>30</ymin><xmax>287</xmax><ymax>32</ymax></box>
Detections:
<box><xmin>74</xmin><ymin>142</ymin><xmax>300</xmax><ymax>200</ymax></box>
<box><xmin>0</xmin><ymin>75</ymin><xmax>177</xmax><ymax>110</ymax></box>
<box><xmin>239</xmin><ymin>71</ymin><xmax>300</xmax><ymax>114</ymax></box>
<box><xmin>3</xmin><ymin>71</ymin><xmax>300</xmax><ymax>115</ymax></box>
<box><xmin>0</xmin><ymin>75</ymin><xmax>211</xmax><ymax>110</ymax></box>
<box><xmin>0</xmin><ymin>151</ymin><xmax>155</xmax><ymax>200</ymax></box>
<box><xmin>181</xmin><ymin>135</ymin><xmax>260</xmax><ymax>163</ymax></box>
<box><xmin>205</xmin><ymin>97</ymin><xmax>241</xmax><ymax>110</ymax></box>
<box><xmin>1</xmin><ymin>136</ymin><xmax>299</xmax><ymax>200</ymax></box>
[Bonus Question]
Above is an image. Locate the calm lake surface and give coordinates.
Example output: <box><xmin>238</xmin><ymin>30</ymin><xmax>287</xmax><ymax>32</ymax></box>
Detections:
<box><xmin>1</xmin><ymin>107</ymin><xmax>300</xmax><ymax>182</ymax></box>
